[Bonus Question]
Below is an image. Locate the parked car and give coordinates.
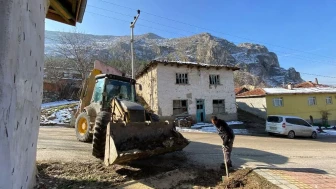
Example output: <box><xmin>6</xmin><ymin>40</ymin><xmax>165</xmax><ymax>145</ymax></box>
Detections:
<box><xmin>266</xmin><ymin>115</ymin><xmax>317</xmax><ymax>139</ymax></box>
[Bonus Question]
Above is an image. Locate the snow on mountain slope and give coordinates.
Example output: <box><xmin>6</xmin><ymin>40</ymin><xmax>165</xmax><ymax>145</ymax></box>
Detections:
<box><xmin>45</xmin><ymin>31</ymin><xmax>303</xmax><ymax>87</ymax></box>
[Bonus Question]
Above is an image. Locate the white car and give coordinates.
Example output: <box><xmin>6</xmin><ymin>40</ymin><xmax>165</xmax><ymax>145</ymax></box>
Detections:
<box><xmin>266</xmin><ymin>115</ymin><xmax>317</xmax><ymax>139</ymax></box>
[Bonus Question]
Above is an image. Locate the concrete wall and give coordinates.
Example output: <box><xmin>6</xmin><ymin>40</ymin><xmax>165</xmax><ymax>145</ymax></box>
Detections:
<box><xmin>156</xmin><ymin>64</ymin><xmax>237</xmax><ymax>121</ymax></box>
<box><xmin>236</xmin><ymin>97</ymin><xmax>267</xmax><ymax>119</ymax></box>
<box><xmin>136</xmin><ymin>65</ymin><xmax>159</xmax><ymax>113</ymax></box>
<box><xmin>0</xmin><ymin>0</ymin><xmax>48</xmax><ymax>188</ymax></box>
<box><xmin>266</xmin><ymin>94</ymin><xmax>336</xmax><ymax>125</ymax></box>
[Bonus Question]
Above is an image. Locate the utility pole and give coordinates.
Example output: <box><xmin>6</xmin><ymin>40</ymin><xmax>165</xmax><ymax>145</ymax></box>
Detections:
<box><xmin>130</xmin><ymin>10</ymin><xmax>140</xmax><ymax>79</ymax></box>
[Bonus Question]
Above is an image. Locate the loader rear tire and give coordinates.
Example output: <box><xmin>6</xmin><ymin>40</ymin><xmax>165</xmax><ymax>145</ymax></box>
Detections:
<box><xmin>75</xmin><ymin>112</ymin><xmax>92</xmax><ymax>142</ymax></box>
<box><xmin>92</xmin><ymin>111</ymin><xmax>111</xmax><ymax>159</ymax></box>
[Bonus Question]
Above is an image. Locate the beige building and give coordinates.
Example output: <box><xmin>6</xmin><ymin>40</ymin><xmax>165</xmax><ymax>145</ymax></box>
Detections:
<box><xmin>136</xmin><ymin>60</ymin><xmax>239</xmax><ymax>122</ymax></box>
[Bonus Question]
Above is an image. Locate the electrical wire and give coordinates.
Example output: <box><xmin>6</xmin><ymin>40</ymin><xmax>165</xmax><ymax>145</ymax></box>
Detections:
<box><xmin>97</xmin><ymin>0</ymin><xmax>336</xmax><ymax>60</ymax></box>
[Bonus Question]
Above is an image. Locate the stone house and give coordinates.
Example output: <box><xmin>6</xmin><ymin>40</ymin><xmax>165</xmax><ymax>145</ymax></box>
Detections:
<box><xmin>136</xmin><ymin>60</ymin><xmax>240</xmax><ymax>122</ymax></box>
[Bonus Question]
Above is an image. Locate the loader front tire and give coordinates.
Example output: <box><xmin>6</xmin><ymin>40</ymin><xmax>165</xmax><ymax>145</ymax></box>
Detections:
<box><xmin>75</xmin><ymin>112</ymin><xmax>92</xmax><ymax>142</ymax></box>
<box><xmin>92</xmin><ymin>111</ymin><xmax>111</xmax><ymax>159</ymax></box>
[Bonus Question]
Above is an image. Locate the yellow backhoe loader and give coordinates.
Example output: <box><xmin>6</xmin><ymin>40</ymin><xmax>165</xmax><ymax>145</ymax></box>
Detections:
<box><xmin>72</xmin><ymin>62</ymin><xmax>189</xmax><ymax>165</ymax></box>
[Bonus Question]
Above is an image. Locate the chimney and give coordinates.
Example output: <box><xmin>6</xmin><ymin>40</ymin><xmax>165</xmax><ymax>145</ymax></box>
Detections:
<box><xmin>287</xmin><ymin>82</ymin><xmax>293</xmax><ymax>90</ymax></box>
<box><xmin>315</xmin><ymin>78</ymin><xmax>319</xmax><ymax>84</ymax></box>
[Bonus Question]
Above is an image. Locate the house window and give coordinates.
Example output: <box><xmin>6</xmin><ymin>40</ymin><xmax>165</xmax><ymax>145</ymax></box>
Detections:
<box><xmin>213</xmin><ymin>99</ymin><xmax>225</xmax><ymax>114</ymax></box>
<box><xmin>176</xmin><ymin>73</ymin><xmax>188</xmax><ymax>84</ymax></box>
<box><xmin>63</xmin><ymin>73</ymin><xmax>69</xmax><ymax>78</ymax></box>
<box><xmin>326</xmin><ymin>96</ymin><xmax>332</xmax><ymax>105</ymax></box>
<box><xmin>209</xmin><ymin>75</ymin><xmax>220</xmax><ymax>85</ymax></box>
<box><xmin>273</xmin><ymin>98</ymin><xmax>283</xmax><ymax>107</ymax></box>
<box><xmin>308</xmin><ymin>97</ymin><xmax>316</xmax><ymax>106</ymax></box>
<box><xmin>173</xmin><ymin>100</ymin><xmax>188</xmax><ymax>115</ymax></box>
<box><xmin>73</xmin><ymin>73</ymin><xmax>82</xmax><ymax>79</ymax></box>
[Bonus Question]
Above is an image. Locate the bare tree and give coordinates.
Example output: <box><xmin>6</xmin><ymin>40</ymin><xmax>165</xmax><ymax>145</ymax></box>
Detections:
<box><xmin>55</xmin><ymin>30</ymin><xmax>98</xmax><ymax>80</ymax></box>
<box><xmin>44</xmin><ymin>56</ymin><xmax>79</xmax><ymax>100</ymax></box>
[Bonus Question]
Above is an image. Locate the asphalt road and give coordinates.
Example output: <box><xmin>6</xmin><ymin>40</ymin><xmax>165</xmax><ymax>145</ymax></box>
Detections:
<box><xmin>37</xmin><ymin>127</ymin><xmax>336</xmax><ymax>175</ymax></box>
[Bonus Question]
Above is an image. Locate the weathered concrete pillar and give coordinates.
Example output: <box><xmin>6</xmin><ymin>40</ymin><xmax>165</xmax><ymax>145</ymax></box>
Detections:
<box><xmin>0</xmin><ymin>0</ymin><xmax>48</xmax><ymax>188</ymax></box>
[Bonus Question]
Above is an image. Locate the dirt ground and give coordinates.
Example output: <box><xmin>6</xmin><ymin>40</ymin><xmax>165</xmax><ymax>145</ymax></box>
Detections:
<box><xmin>35</xmin><ymin>159</ymin><xmax>278</xmax><ymax>189</ymax></box>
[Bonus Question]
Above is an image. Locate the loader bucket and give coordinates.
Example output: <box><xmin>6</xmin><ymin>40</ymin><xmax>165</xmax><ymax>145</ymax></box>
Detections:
<box><xmin>104</xmin><ymin>121</ymin><xmax>189</xmax><ymax>165</ymax></box>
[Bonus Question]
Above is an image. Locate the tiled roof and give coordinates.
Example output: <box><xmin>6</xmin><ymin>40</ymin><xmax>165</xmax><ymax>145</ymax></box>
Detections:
<box><xmin>234</xmin><ymin>87</ymin><xmax>249</xmax><ymax>95</ymax></box>
<box><xmin>136</xmin><ymin>60</ymin><xmax>240</xmax><ymax>79</ymax></box>
<box><xmin>236</xmin><ymin>88</ymin><xmax>266</xmax><ymax>97</ymax></box>
<box><xmin>294</xmin><ymin>81</ymin><xmax>329</xmax><ymax>88</ymax></box>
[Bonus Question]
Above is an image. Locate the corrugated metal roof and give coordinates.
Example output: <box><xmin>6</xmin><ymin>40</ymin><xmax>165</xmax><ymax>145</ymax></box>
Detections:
<box><xmin>263</xmin><ymin>87</ymin><xmax>336</xmax><ymax>94</ymax></box>
<box><xmin>136</xmin><ymin>60</ymin><xmax>240</xmax><ymax>79</ymax></box>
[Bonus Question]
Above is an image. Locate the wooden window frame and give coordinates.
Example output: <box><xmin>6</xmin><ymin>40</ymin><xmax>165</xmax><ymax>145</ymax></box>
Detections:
<box><xmin>173</xmin><ymin>100</ymin><xmax>188</xmax><ymax>115</ymax></box>
<box><xmin>213</xmin><ymin>99</ymin><xmax>225</xmax><ymax>114</ymax></box>
<box><xmin>308</xmin><ymin>97</ymin><xmax>317</xmax><ymax>106</ymax></box>
<box><xmin>273</xmin><ymin>98</ymin><xmax>283</xmax><ymax>107</ymax></box>
<box><xmin>176</xmin><ymin>73</ymin><xmax>189</xmax><ymax>84</ymax></box>
<box><xmin>209</xmin><ymin>74</ymin><xmax>220</xmax><ymax>85</ymax></box>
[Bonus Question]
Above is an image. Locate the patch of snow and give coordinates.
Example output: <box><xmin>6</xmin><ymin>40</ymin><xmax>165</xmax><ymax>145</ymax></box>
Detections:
<box><xmin>40</xmin><ymin>107</ymin><xmax>75</xmax><ymax>125</ymax></box>
<box><xmin>157</xmin><ymin>60</ymin><xmax>236</xmax><ymax>68</ymax></box>
<box><xmin>190</xmin><ymin>121</ymin><xmax>243</xmax><ymax>129</ymax></box>
<box><xmin>190</xmin><ymin>122</ymin><xmax>214</xmax><ymax>129</ymax></box>
<box><xmin>179</xmin><ymin>121</ymin><xmax>245</xmax><ymax>134</ymax></box>
<box><xmin>227</xmin><ymin>121</ymin><xmax>244</xmax><ymax>125</ymax></box>
<box><xmin>231</xmin><ymin>52</ymin><xmax>268</xmax><ymax>64</ymax></box>
<box><xmin>41</xmin><ymin>100</ymin><xmax>79</xmax><ymax>109</ymax></box>
<box><xmin>263</xmin><ymin>87</ymin><xmax>336</xmax><ymax>94</ymax></box>
<box><xmin>177</xmin><ymin>126</ymin><xmax>249</xmax><ymax>135</ymax></box>
<box><xmin>323</xmin><ymin>130</ymin><xmax>336</xmax><ymax>136</ymax></box>
<box><xmin>312</xmin><ymin>126</ymin><xmax>336</xmax><ymax>136</ymax></box>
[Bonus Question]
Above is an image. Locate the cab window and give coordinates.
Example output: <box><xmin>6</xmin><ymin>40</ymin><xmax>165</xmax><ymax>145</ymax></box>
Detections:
<box><xmin>92</xmin><ymin>78</ymin><xmax>104</xmax><ymax>103</ymax></box>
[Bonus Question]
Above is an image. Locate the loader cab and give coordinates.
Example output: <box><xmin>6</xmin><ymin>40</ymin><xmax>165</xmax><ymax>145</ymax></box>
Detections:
<box><xmin>92</xmin><ymin>74</ymin><xmax>137</xmax><ymax>110</ymax></box>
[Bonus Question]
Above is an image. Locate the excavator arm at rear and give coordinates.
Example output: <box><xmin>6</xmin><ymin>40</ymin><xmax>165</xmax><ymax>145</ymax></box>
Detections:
<box><xmin>71</xmin><ymin>61</ymin><xmax>189</xmax><ymax>164</ymax></box>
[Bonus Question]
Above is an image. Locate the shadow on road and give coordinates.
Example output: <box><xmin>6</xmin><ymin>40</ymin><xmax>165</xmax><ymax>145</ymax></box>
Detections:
<box><xmin>266</xmin><ymin>133</ymin><xmax>336</xmax><ymax>143</ymax></box>
<box><xmin>35</xmin><ymin>140</ymin><xmax>330</xmax><ymax>189</ymax></box>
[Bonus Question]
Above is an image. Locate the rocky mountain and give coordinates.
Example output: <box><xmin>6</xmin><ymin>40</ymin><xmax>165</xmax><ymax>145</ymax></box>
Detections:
<box><xmin>45</xmin><ymin>31</ymin><xmax>303</xmax><ymax>87</ymax></box>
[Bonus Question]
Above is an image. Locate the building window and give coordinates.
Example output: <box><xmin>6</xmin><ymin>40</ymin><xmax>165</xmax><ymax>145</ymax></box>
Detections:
<box><xmin>213</xmin><ymin>99</ymin><xmax>225</xmax><ymax>114</ymax></box>
<box><xmin>308</xmin><ymin>97</ymin><xmax>316</xmax><ymax>106</ymax></box>
<box><xmin>73</xmin><ymin>73</ymin><xmax>82</xmax><ymax>79</ymax></box>
<box><xmin>176</xmin><ymin>73</ymin><xmax>188</xmax><ymax>84</ymax></box>
<box><xmin>209</xmin><ymin>75</ymin><xmax>220</xmax><ymax>85</ymax></box>
<box><xmin>173</xmin><ymin>100</ymin><xmax>188</xmax><ymax>115</ymax></box>
<box><xmin>273</xmin><ymin>98</ymin><xmax>283</xmax><ymax>107</ymax></box>
<box><xmin>63</xmin><ymin>73</ymin><xmax>69</xmax><ymax>78</ymax></box>
<box><xmin>326</xmin><ymin>96</ymin><xmax>332</xmax><ymax>105</ymax></box>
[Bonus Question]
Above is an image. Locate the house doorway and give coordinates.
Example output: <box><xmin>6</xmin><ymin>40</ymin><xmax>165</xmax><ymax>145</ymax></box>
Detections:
<box><xmin>196</xmin><ymin>99</ymin><xmax>205</xmax><ymax>122</ymax></box>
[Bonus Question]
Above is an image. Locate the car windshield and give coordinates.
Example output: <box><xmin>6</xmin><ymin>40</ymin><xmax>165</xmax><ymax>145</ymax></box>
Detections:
<box><xmin>106</xmin><ymin>79</ymin><xmax>135</xmax><ymax>102</ymax></box>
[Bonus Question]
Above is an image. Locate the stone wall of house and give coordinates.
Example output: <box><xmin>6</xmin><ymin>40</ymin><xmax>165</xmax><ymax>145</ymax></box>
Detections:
<box><xmin>236</xmin><ymin>97</ymin><xmax>267</xmax><ymax>119</ymax></box>
<box><xmin>0</xmin><ymin>0</ymin><xmax>48</xmax><ymax>188</ymax></box>
<box><xmin>136</xmin><ymin>65</ymin><xmax>159</xmax><ymax>113</ymax></box>
<box><xmin>155</xmin><ymin>64</ymin><xmax>237</xmax><ymax>122</ymax></box>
